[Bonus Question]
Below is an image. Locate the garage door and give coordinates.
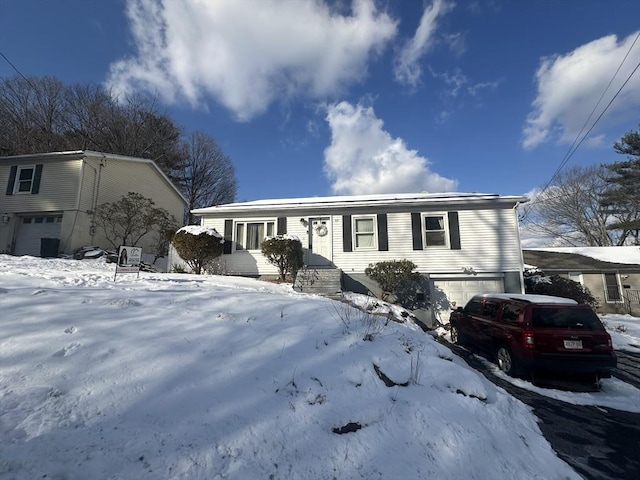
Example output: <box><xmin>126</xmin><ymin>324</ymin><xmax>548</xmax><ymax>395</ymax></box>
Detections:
<box><xmin>433</xmin><ymin>278</ymin><xmax>504</xmax><ymax>310</ymax></box>
<box><xmin>14</xmin><ymin>215</ymin><xmax>63</xmax><ymax>256</ymax></box>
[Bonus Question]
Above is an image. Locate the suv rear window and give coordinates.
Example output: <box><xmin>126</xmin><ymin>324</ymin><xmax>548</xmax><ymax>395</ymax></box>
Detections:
<box><xmin>531</xmin><ymin>307</ymin><xmax>603</xmax><ymax>330</ymax></box>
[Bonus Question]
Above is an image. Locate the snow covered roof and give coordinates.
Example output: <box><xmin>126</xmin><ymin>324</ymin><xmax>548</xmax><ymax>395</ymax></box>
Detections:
<box><xmin>192</xmin><ymin>192</ymin><xmax>528</xmax><ymax>214</ymax></box>
<box><xmin>526</xmin><ymin>247</ymin><xmax>640</xmax><ymax>265</ymax></box>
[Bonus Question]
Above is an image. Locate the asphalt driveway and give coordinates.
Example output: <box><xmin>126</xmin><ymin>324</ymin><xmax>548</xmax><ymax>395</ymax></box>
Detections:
<box><xmin>440</xmin><ymin>339</ymin><xmax>640</xmax><ymax>480</ymax></box>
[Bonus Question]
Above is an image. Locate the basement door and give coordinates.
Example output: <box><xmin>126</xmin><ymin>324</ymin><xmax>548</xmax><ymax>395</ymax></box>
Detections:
<box><xmin>307</xmin><ymin>217</ymin><xmax>332</xmax><ymax>266</ymax></box>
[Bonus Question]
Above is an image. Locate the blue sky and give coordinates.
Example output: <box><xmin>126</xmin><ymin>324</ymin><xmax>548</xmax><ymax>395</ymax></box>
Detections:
<box><xmin>1</xmin><ymin>0</ymin><xmax>639</xmax><ymax>203</ymax></box>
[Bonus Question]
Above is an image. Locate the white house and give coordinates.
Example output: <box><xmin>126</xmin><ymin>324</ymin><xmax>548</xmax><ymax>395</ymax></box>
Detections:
<box><xmin>187</xmin><ymin>192</ymin><xmax>528</xmax><ymax>322</ymax></box>
<box><xmin>0</xmin><ymin>150</ymin><xmax>187</xmax><ymax>259</ymax></box>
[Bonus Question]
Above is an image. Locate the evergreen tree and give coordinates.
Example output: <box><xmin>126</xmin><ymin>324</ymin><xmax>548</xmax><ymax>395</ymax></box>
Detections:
<box><xmin>599</xmin><ymin>126</ymin><xmax>640</xmax><ymax>245</ymax></box>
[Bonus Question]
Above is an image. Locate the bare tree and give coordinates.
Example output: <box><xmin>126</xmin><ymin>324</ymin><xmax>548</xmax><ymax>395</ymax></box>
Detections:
<box><xmin>0</xmin><ymin>76</ymin><xmax>69</xmax><ymax>154</ymax></box>
<box><xmin>523</xmin><ymin>165</ymin><xmax>620</xmax><ymax>246</ymax></box>
<box><xmin>94</xmin><ymin>192</ymin><xmax>177</xmax><ymax>249</ymax></box>
<box><xmin>0</xmin><ymin>76</ymin><xmax>185</xmax><ymax>181</ymax></box>
<box><xmin>179</xmin><ymin>131</ymin><xmax>237</xmax><ymax>224</ymax></box>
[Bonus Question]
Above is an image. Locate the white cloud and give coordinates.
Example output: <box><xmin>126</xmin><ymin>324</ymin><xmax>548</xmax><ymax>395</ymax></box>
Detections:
<box><xmin>394</xmin><ymin>0</ymin><xmax>454</xmax><ymax>87</ymax></box>
<box><xmin>523</xmin><ymin>31</ymin><xmax>640</xmax><ymax>150</ymax></box>
<box><xmin>323</xmin><ymin>101</ymin><xmax>458</xmax><ymax>195</ymax></box>
<box><xmin>107</xmin><ymin>0</ymin><xmax>397</xmax><ymax>121</ymax></box>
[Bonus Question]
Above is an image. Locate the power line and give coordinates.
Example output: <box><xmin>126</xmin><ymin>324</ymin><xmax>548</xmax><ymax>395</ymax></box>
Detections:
<box><xmin>521</xmin><ymin>32</ymin><xmax>640</xmax><ymax>222</ymax></box>
<box><xmin>0</xmin><ymin>51</ymin><xmax>38</xmax><ymax>92</ymax></box>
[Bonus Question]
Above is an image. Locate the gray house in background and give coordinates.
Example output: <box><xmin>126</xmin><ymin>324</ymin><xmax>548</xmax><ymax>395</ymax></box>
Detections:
<box><xmin>183</xmin><ymin>192</ymin><xmax>529</xmax><ymax>325</ymax></box>
<box><xmin>523</xmin><ymin>247</ymin><xmax>640</xmax><ymax>315</ymax></box>
<box><xmin>0</xmin><ymin>151</ymin><xmax>187</xmax><ymax>261</ymax></box>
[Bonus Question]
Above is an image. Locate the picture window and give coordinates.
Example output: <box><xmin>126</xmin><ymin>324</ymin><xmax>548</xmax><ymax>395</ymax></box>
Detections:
<box><xmin>235</xmin><ymin>220</ymin><xmax>275</xmax><ymax>250</ymax></box>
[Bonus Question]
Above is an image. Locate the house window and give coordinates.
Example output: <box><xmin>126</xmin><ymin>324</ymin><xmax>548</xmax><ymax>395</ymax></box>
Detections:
<box><xmin>235</xmin><ymin>221</ymin><xmax>275</xmax><ymax>250</ymax></box>
<box><xmin>423</xmin><ymin>214</ymin><xmax>448</xmax><ymax>247</ymax></box>
<box><xmin>353</xmin><ymin>216</ymin><xmax>376</xmax><ymax>249</ymax></box>
<box><xmin>603</xmin><ymin>273</ymin><xmax>622</xmax><ymax>302</ymax></box>
<box><xmin>15</xmin><ymin>165</ymin><xmax>35</xmax><ymax>193</ymax></box>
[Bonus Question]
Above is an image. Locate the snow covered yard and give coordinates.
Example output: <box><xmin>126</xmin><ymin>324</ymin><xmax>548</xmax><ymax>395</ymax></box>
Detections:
<box><xmin>0</xmin><ymin>255</ymin><xmax>607</xmax><ymax>479</ymax></box>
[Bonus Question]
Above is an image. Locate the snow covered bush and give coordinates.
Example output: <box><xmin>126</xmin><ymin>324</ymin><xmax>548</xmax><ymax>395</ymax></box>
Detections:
<box><xmin>171</xmin><ymin>226</ymin><xmax>224</xmax><ymax>274</ymax></box>
<box><xmin>524</xmin><ymin>269</ymin><xmax>598</xmax><ymax>308</ymax></box>
<box><xmin>261</xmin><ymin>235</ymin><xmax>304</xmax><ymax>282</ymax></box>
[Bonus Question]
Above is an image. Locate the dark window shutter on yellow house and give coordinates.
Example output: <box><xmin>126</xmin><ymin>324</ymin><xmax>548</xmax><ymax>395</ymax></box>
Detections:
<box><xmin>223</xmin><ymin>219</ymin><xmax>233</xmax><ymax>254</ymax></box>
<box><xmin>377</xmin><ymin>213</ymin><xmax>388</xmax><ymax>251</ymax></box>
<box><xmin>31</xmin><ymin>164</ymin><xmax>43</xmax><ymax>194</ymax></box>
<box><xmin>6</xmin><ymin>166</ymin><xmax>17</xmax><ymax>195</ymax></box>
<box><xmin>342</xmin><ymin>215</ymin><xmax>352</xmax><ymax>252</ymax></box>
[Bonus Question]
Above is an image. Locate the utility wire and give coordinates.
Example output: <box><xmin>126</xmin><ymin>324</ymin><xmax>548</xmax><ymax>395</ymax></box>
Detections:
<box><xmin>0</xmin><ymin>50</ymin><xmax>39</xmax><ymax>91</ymax></box>
<box><xmin>520</xmin><ymin>32</ymin><xmax>640</xmax><ymax>222</ymax></box>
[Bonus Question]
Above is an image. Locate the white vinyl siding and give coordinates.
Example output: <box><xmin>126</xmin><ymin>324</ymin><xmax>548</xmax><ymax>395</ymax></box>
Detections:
<box><xmin>334</xmin><ymin>208</ymin><xmax>522</xmax><ymax>274</ymax></box>
<box><xmin>197</xmin><ymin>206</ymin><xmax>523</xmax><ymax>278</ymax></box>
<box><xmin>94</xmin><ymin>158</ymin><xmax>185</xmax><ymax>223</ymax></box>
<box><xmin>2</xmin><ymin>160</ymin><xmax>81</xmax><ymax>212</ymax></box>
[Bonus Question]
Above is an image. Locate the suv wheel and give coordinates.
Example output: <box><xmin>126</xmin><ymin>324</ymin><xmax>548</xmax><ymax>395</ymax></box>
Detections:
<box><xmin>450</xmin><ymin>324</ymin><xmax>460</xmax><ymax>344</ymax></box>
<box><xmin>496</xmin><ymin>345</ymin><xmax>517</xmax><ymax>376</ymax></box>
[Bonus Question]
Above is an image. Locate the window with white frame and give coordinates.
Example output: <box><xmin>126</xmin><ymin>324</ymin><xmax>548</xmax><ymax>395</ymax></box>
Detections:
<box><xmin>353</xmin><ymin>216</ymin><xmax>376</xmax><ymax>249</ymax></box>
<box><xmin>235</xmin><ymin>220</ymin><xmax>275</xmax><ymax>250</ymax></box>
<box><xmin>603</xmin><ymin>272</ymin><xmax>622</xmax><ymax>302</ymax></box>
<box><xmin>15</xmin><ymin>165</ymin><xmax>36</xmax><ymax>193</ymax></box>
<box><xmin>423</xmin><ymin>214</ymin><xmax>448</xmax><ymax>247</ymax></box>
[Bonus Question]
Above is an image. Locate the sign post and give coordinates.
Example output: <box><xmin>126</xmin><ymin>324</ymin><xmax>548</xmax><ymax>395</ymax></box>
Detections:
<box><xmin>114</xmin><ymin>246</ymin><xmax>142</xmax><ymax>281</ymax></box>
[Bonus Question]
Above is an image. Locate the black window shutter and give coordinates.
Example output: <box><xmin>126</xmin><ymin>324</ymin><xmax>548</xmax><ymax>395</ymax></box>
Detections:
<box><xmin>31</xmin><ymin>164</ymin><xmax>43</xmax><ymax>194</ymax></box>
<box><xmin>377</xmin><ymin>213</ymin><xmax>388</xmax><ymax>251</ymax></box>
<box><xmin>411</xmin><ymin>212</ymin><xmax>423</xmax><ymax>250</ymax></box>
<box><xmin>448</xmin><ymin>211</ymin><xmax>461</xmax><ymax>250</ymax></box>
<box><xmin>277</xmin><ymin>217</ymin><xmax>287</xmax><ymax>235</ymax></box>
<box><xmin>6</xmin><ymin>166</ymin><xmax>17</xmax><ymax>195</ymax></box>
<box><xmin>342</xmin><ymin>215</ymin><xmax>352</xmax><ymax>252</ymax></box>
<box><xmin>223</xmin><ymin>219</ymin><xmax>233</xmax><ymax>254</ymax></box>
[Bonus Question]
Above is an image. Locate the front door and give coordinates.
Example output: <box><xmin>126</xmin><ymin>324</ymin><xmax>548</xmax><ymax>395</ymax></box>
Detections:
<box><xmin>308</xmin><ymin>217</ymin><xmax>332</xmax><ymax>266</ymax></box>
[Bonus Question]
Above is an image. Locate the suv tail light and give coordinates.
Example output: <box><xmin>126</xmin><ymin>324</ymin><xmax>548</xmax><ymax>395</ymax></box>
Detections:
<box><xmin>522</xmin><ymin>330</ymin><xmax>535</xmax><ymax>349</ymax></box>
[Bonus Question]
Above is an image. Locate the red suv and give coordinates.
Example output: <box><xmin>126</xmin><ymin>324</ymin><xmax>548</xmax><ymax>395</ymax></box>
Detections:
<box><xmin>449</xmin><ymin>294</ymin><xmax>616</xmax><ymax>378</ymax></box>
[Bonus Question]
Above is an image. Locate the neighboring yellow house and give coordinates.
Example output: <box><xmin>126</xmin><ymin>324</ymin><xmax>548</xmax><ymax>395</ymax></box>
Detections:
<box><xmin>0</xmin><ymin>151</ymin><xmax>187</xmax><ymax>262</ymax></box>
<box><xmin>523</xmin><ymin>247</ymin><xmax>640</xmax><ymax>316</ymax></box>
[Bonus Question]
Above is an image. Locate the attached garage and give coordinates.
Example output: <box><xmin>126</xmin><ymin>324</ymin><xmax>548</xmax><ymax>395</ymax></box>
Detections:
<box><xmin>433</xmin><ymin>278</ymin><xmax>504</xmax><ymax>309</ymax></box>
<box><xmin>13</xmin><ymin>215</ymin><xmax>63</xmax><ymax>256</ymax></box>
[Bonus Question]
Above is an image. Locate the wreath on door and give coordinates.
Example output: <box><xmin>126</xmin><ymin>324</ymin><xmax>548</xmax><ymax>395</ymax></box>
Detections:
<box><xmin>315</xmin><ymin>224</ymin><xmax>328</xmax><ymax>237</ymax></box>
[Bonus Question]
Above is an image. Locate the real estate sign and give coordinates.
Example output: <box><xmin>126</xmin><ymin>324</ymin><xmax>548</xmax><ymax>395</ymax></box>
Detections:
<box><xmin>115</xmin><ymin>245</ymin><xmax>142</xmax><ymax>278</ymax></box>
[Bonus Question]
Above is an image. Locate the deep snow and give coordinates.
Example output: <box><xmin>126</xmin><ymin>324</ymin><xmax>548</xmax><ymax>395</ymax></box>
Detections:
<box><xmin>1</xmin><ymin>255</ymin><xmax>638</xmax><ymax>480</ymax></box>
